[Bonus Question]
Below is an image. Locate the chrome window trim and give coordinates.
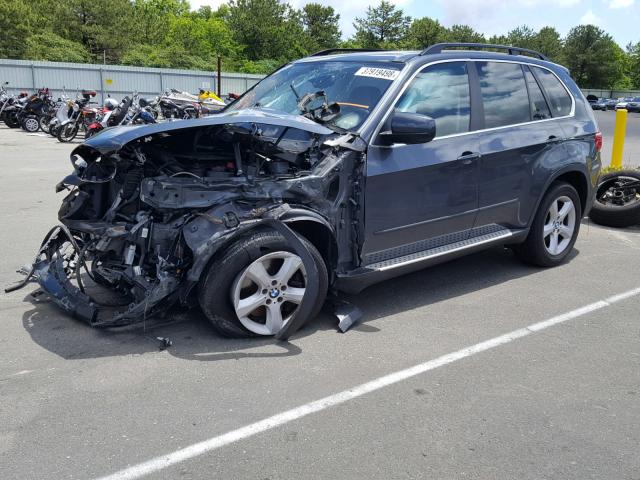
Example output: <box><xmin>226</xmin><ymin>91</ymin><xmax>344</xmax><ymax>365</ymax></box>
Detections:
<box><xmin>366</xmin><ymin>58</ymin><xmax>576</xmax><ymax>146</ymax></box>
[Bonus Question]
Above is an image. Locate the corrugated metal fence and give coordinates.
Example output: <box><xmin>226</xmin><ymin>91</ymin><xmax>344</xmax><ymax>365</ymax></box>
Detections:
<box><xmin>0</xmin><ymin>59</ymin><xmax>265</xmax><ymax>103</ymax></box>
<box><xmin>582</xmin><ymin>88</ymin><xmax>640</xmax><ymax>99</ymax></box>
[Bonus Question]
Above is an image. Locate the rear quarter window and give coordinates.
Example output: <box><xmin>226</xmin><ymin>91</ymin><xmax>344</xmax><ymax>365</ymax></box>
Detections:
<box><xmin>531</xmin><ymin>67</ymin><xmax>572</xmax><ymax>117</ymax></box>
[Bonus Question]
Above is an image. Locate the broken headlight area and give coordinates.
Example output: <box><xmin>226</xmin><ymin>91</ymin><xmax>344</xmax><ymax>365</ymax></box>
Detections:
<box><xmin>8</xmin><ymin>112</ymin><xmax>365</xmax><ymax>336</ymax></box>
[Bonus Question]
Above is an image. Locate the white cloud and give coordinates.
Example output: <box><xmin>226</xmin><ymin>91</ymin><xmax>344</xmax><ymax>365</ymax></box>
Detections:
<box><xmin>579</xmin><ymin>9</ymin><xmax>601</xmax><ymax>25</ymax></box>
<box><xmin>608</xmin><ymin>0</ymin><xmax>634</xmax><ymax>8</ymax></box>
<box><xmin>437</xmin><ymin>0</ymin><xmax>582</xmax><ymax>35</ymax></box>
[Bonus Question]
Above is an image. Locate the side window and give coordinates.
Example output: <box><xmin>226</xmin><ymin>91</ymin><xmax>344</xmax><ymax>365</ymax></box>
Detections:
<box><xmin>477</xmin><ymin>61</ymin><xmax>530</xmax><ymax>128</ymax></box>
<box><xmin>532</xmin><ymin>67</ymin><xmax>572</xmax><ymax>117</ymax></box>
<box><xmin>394</xmin><ymin>62</ymin><xmax>470</xmax><ymax>137</ymax></box>
<box><xmin>524</xmin><ymin>66</ymin><xmax>551</xmax><ymax>120</ymax></box>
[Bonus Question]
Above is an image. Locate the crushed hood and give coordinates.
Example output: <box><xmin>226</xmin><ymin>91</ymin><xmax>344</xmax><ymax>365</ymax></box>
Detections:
<box><xmin>81</xmin><ymin>108</ymin><xmax>334</xmax><ymax>155</ymax></box>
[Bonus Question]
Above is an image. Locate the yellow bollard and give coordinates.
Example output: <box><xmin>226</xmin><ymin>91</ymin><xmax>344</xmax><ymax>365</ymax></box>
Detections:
<box><xmin>610</xmin><ymin>108</ymin><xmax>627</xmax><ymax>169</ymax></box>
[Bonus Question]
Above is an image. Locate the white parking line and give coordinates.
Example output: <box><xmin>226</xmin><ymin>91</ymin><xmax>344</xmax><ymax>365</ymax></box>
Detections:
<box><xmin>95</xmin><ymin>286</ymin><xmax>640</xmax><ymax>480</ymax></box>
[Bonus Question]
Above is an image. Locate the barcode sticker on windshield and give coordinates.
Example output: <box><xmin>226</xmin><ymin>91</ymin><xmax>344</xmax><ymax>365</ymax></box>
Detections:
<box><xmin>354</xmin><ymin>67</ymin><xmax>400</xmax><ymax>81</ymax></box>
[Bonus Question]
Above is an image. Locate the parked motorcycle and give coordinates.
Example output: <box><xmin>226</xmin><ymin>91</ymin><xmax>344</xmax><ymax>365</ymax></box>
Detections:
<box><xmin>2</xmin><ymin>92</ymin><xmax>29</xmax><ymax>128</ymax></box>
<box><xmin>588</xmin><ymin>170</ymin><xmax>640</xmax><ymax>228</ymax></box>
<box><xmin>121</xmin><ymin>94</ymin><xmax>157</xmax><ymax>125</ymax></box>
<box><xmin>158</xmin><ymin>88</ymin><xmax>223</xmax><ymax>119</ymax></box>
<box><xmin>57</xmin><ymin>90</ymin><xmax>99</xmax><ymax>142</ymax></box>
<box><xmin>17</xmin><ymin>88</ymin><xmax>53</xmax><ymax>132</ymax></box>
<box><xmin>39</xmin><ymin>89</ymin><xmax>69</xmax><ymax>134</ymax></box>
<box><xmin>85</xmin><ymin>97</ymin><xmax>120</xmax><ymax>138</ymax></box>
<box><xmin>48</xmin><ymin>97</ymin><xmax>74</xmax><ymax>138</ymax></box>
<box><xmin>0</xmin><ymin>82</ymin><xmax>11</xmax><ymax>120</ymax></box>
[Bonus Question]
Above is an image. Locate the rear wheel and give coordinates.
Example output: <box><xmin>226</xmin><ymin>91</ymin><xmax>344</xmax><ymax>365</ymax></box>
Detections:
<box><xmin>516</xmin><ymin>182</ymin><xmax>581</xmax><ymax>267</ymax></box>
<box><xmin>5</xmin><ymin>113</ymin><xmax>20</xmax><ymax>128</ymax></box>
<box><xmin>198</xmin><ymin>229</ymin><xmax>328</xmax><ymax>338</ymax></box>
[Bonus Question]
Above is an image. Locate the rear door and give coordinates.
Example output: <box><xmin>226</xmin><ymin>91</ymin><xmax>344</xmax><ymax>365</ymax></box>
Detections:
<box><xmin>473</xmin><ymin>61</ymin><xmax>569</xmax><ymax>230</ymax></box>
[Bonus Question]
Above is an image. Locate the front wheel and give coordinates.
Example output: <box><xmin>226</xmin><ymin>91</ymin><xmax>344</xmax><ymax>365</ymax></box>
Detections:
<box><xmin>198</xmin><ymin>229</ymin><xmax>328</xmax><ymax>338</ymax></box>
<box><xmin>516</xmin><ymin>182</ymin><xmax>581</xmax><ymax>267</ymax></box>
<box><xmin>57</xmin><ymin>122</ymin><xmax>79</xmax><ymax>142</ymax></box>
<box><xmin>39</xmin><ymin>115</ymin><xmax>51</xmax><ymax>134</ymax></box>
<box><xmin>22</xmin><ymin>115</ymin><xmax>40</xmax><ymax>132</ymax></box>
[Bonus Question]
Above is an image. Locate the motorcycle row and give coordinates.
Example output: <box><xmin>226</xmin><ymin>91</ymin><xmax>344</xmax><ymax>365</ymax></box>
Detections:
<box><xmin>0</xmin><ymin>82</ymin><xmax>226</xmax><ymax>143</ymax></box>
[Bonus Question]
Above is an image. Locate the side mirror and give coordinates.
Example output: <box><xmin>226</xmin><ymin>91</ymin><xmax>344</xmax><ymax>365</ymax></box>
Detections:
<box><xmin>378</xmin><ymin>112</ymin><xmax>436</xmax><ymax>145</ymax></box>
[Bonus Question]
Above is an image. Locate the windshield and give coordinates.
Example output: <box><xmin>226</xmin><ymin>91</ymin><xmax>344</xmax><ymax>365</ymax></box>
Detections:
<box><xmin>226</xmin><ymin>61</ymin><xmax>403</xmax><ymax>131</ymax></box>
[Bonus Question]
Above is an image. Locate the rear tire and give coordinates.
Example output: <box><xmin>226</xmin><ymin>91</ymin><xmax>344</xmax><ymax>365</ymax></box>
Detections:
<box><xmin>198</xmin><ymin>229</ymin><xmax>328</xmax><ymax>338</ymax></box>
<box><xmin>516</xmin><ymin>182</ymin><xmax>581</xmax><ymax>267</ymax></box>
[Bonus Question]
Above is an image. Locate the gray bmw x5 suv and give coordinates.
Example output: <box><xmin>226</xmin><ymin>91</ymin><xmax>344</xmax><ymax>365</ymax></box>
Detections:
<box><xmin>15</xmin><ymin>43</ymin><xmax>602</xmax><ymax>339</ymax></box>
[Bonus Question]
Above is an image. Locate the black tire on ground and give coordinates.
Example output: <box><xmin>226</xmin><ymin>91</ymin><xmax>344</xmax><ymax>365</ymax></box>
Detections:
<box><xmin>57</xmin><ymin>122</ymin><xmax>79</xmax><ymax>142</ymax></box>
<box><xmin>198</xmin><ymin>229</ymin><xmax>328</xmax><ymax>338</ymax></box>
<box><xmin>21</xmin><ymin>115</ymin><xmax>40</xmax><ymax>132</ymax></box>
<box><xmin>588</xmin><ymin>170</ymin><xmax>640</xmax><ymax>228</ymax></box>
<box><xmin>515</xmin><ymin>182</ymin><xmax>582</xmax><ymax>267</ymax></box>
<box><xmin>39</xmin><ymin>115</ymin><xmax>51</xmax><ymax>134</ymax></box>
<box><xmin>5</xmin><ymin>115</ymin><xmax>20</xmax><ymax>128</ymax></box>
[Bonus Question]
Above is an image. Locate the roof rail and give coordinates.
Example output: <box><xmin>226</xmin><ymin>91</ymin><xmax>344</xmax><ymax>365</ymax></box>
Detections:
<box><xmin>309</xmin><ymin>48</ymin><xmax>388</xmax><ymax>57</ymax></box>
<box><xmin>420</xmin><ymin>43</ymin><xmax>549</xmax><ymax>61</ymax></box>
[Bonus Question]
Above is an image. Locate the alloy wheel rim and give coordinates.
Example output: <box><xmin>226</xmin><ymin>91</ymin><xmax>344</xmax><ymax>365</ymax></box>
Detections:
<box><xmin>543</xmin><ymin>196</ymin><xmax>576</xmax><ymax>255</ymax></box>
<box><xmin>231</xmin><ymin>251</ymin><xmax>307</xmax><ymax>335</ymax></box>
<box><xmin>25</xmin><ymin>118</ymin><xmax>38</xmax><ymax>131</ymax></box>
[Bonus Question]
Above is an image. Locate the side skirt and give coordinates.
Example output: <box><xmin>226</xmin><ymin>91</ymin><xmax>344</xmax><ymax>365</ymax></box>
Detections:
<box><xmin>335</xmin><ymin>226</ymin><xmax>528</xmax><ymax>294</ymax></box>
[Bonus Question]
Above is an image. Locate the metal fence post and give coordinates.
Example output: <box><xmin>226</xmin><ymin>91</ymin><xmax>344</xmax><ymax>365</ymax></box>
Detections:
<box><xmin>30</xmin><ymin>63</ymin><xmax>36</xmax><ymax>90</ymax></box>
<box><xmin>159</xmin><ymin>72</ymin><xmax>163</xmax><ymax>93</ymax></box>
<box><xmin>99</xmin><ymin>68</ymin><xmax>105</xmax><ymax>103</ymax></box>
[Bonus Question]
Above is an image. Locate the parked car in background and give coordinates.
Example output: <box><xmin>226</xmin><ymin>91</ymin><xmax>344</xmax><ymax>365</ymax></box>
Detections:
<box><xmin>591</xmin><ymin>98</ymin><xmax>608</xmax><ymax>111</ymax></box>
<box><xmin>625</xmin><ymin>97</ymin><xmax>640</xmax><ymax>113</ymax></box>
<box><xmin>605</xmin><ymin>98</ymin><xmax>618</xmax><ymax>110</ymax></box>
<box><xmin>615</xmin><ymin>97</ymin><xmax>635</xmax><ymax>110</ymax></box>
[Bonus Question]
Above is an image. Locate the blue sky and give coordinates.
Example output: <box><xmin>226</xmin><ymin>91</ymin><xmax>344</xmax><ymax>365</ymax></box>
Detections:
<box><xmin>193</xmin><ymin>0</ymin><xmax>639</xmax><ymax>47</ymax></box>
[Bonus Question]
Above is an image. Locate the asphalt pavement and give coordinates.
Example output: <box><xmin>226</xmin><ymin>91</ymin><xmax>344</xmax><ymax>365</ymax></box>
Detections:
<box><xmin>0</xmin><ymin>124</ymin><xmax>639</xmax><ymax>480</ymax></box>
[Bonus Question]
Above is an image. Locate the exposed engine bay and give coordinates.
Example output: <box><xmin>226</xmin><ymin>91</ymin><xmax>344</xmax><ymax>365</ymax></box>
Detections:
<box><xmin>8</xmin><ymin>110</ymin><xmax>366</xmax><ymax>339</ymax></box>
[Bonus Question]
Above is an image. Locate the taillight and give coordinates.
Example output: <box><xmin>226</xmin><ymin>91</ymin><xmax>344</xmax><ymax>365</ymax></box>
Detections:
<box><xmin>595</xmin><ymin>132</ymin><xmax>602</xmax><ymax>152</ymax></box>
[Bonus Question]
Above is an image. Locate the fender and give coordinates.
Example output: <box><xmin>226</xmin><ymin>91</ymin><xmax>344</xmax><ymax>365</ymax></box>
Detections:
<box><xmin>280</xmin><ymin>207</ymin><xmax>335</xmax><ymax>233</ymax></box>
<box><xmin>527</xmin><ymin>163</ymin><xmax>591</xmax><ymax>226</ymax></box>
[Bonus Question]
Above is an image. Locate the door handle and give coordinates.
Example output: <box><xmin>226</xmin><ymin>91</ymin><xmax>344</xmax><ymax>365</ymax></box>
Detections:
<box><xmin>457</xmin><ymin>151</ymin><xmax>481</xmax><ymax>165</ymax></box>
<box><xmin>547</xmin><ymin>135</ymin><xmax>562</xmax><ymax>143</ymax></box>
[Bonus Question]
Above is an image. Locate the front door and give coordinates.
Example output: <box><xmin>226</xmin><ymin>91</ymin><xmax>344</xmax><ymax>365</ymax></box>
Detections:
<box><xmin>362</xmin><ymin>61</ymin><xmax>481</xmax><ymax>265</ymax></box>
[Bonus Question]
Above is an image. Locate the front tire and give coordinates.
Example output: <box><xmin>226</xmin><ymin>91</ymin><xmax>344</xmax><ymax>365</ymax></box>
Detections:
<box><xmin>198</xmin><ymin>229</ymin><xmax>328</xmax><ymax>338</ymax></box>
<box><xmin>22</xmin><ymin>115</ymin><xmax>40</xmax><ymax>132</ymax></box>
<box><xmin>39</xmin><ymin>115</ymin><xmax>51</xmax><ymax>134</ymax></box>
<box><xmin>516</xmin><ymin>182</ymin><xmax>581</xmax><ymax>267</ymax></box>
<box><xmin>57</xmin><ymin>122</ymin><xmax>79</xmax><ymax>142</ymax></box>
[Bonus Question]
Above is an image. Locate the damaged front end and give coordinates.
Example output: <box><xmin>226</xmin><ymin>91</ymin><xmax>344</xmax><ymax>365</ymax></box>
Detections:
<box><xmin>10</xmin><ymin>109</ymin><xmax>366</xmax><ymax>338</ymax></box>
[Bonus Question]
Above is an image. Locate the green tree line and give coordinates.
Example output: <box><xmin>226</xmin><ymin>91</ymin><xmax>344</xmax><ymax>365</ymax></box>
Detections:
<box><xmin>1</xmin><ymin>0</ymin><xmax>639</xmax><ymax>89</ymax></box>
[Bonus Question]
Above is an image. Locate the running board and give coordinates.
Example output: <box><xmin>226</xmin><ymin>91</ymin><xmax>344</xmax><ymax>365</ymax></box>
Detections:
<box><xmin>368</xmin><ymin>228</ymin><xmax>514</xmax><ymax>272</ymax></box>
